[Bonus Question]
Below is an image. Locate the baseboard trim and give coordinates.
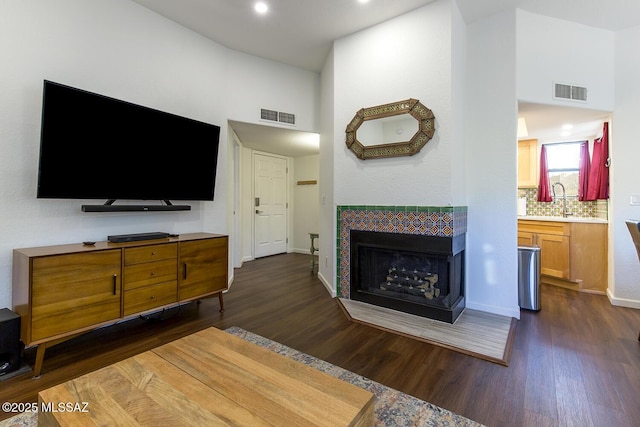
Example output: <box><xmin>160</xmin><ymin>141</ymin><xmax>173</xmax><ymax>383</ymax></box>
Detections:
<box><xmin>465</xmin><ymin>300</ymin><xmax>521</xmax><ymax>320</ymax></box>
<box><xmin>541</xmin><ymin>276</ymin><xmax>580</xmax><ymax>291</ymax></box>
<box><xmin>317</xmin><ymin>271</ymin><xmax>336</xmax><ymax>297</ymax></box>
<box><xmin>607</xmin><ymin>289</ymin><xmax>640</xmax><ymax>309</ymax></box>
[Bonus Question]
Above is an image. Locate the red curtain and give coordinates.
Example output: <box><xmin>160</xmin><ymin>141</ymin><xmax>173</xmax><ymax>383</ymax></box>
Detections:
<box><xmin>586</xmin><ymin>122</ymin><xmax>610</xmax><ymax>200</ymax></box>
<box><xmin>537</xmin><ymin>145</ymin><xmax>552</xmax><ymax>202</ymax></box>
<box><xmin>578</xmin><ymin>141</ymin><xmax>591</xmax><ymax>201</ymax></box>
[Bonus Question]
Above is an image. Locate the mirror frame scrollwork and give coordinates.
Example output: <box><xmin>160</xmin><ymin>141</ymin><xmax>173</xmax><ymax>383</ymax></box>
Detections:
<box><xmin>345</xmin><ymin>98</ymin><xmax>435</xmax><ymax>160</ymax></box>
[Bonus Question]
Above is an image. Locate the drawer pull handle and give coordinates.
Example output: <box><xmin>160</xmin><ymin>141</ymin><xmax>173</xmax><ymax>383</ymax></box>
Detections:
<box><xmin>112</xmin><ymin>274</ymin><xmax>117</xmax><ymax>295</ymax></box>
<box><xmin>150</xmin><ymin>295</ymin><xmax>155</xmax><ymax>300</ymax></box>
<box><xmin>183</xmin><ymin>263</ymin><xmax>187</xmax><ymax>280</ymax></box>
<box><xmin>151</xmin><ymin>251</ymin><xmax>157</xmax><ymax>256</ymax></box>
<box><xmin>150</xmin><ymin>272</ymin><xmax>156</xmax><ymax>276</ymax></box>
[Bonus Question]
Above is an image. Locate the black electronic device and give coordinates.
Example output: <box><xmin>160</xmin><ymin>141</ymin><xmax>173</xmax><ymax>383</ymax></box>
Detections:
<box><xmin>36</xmin><ymin>80</ymin><xmax>221</xmax><ymax>211</ymax></box>
<box><xmin>0</xmin><ymin>308</ymin><xmax>22</xmax><ymax>376</ymax></box>
<box><xmin>107</xmin><ymin>232</ymin><xmax>170</xmax><ymax>243</ymax></box>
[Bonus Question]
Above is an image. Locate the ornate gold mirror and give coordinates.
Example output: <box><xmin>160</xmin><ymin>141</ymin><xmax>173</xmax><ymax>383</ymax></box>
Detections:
<box><xmin>345</xmin><ymin>99</ymin><xmax>435</xmax><ymax>160</ymax></box>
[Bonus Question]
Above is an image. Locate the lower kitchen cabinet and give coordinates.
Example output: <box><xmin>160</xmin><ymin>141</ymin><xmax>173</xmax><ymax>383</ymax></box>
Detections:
<box><xmin>518</xmin><ymin>219</ymin><xmax>607</xmax><ymax>293</ymax></box>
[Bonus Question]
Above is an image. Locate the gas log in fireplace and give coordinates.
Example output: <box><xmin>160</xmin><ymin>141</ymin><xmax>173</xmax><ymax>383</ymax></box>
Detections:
<box><xmin>350</xmin><ymin>230</ymin><xmax>465</xmax><ymax>323</ymax></box>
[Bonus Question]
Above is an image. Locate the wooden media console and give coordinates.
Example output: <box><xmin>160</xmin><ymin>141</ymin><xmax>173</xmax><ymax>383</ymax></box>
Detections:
<box><xmin>12</xmin><ymin>232</ymin><xmax>228</xmax><ymax>377</ymax></box>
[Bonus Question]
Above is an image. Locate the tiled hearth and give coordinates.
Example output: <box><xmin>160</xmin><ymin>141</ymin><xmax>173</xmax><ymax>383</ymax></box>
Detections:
<box><xmin>336</xmin><ymin>205</ymin><xmax>468</xmax><ymax>299</ymax></box>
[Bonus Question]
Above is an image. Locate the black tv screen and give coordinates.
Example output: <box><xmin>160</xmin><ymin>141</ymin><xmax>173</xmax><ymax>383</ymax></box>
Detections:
<box><xmin>37</xmin><ymin>80</ymin><xmax>220</xmax><ymax>204</ymax></box>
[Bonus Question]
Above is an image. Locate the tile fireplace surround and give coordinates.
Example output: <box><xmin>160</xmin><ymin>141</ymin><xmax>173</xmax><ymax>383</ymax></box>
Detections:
<box><xmin>336</xmin><ymin>205</ymin><xmax>468</xmax><ymax>299</ymax></box>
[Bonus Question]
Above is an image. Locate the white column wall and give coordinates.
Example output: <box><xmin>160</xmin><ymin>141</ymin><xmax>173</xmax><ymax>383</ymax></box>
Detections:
<box><xmin>611</xmin><ymin>25</ymin><xmax>640</xmax><ymax>308</ymax></box>
<box><xmin>464</xmin><ymin>10</ymin><xmax>520</xmax><ymax>318</ymax></box>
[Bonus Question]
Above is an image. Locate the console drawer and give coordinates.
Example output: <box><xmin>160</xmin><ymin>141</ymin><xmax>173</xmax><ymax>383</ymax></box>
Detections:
<box><xmin>124</xmin><ymin>259</ymin><xmax>177</xmax><ymax>290</ymax></box>
<box><xmin>124</xmin><ymin>243</ymin><xmax>177</xmax><ymax>265</ymax></box>
<box><xmin>123</xmin><ymin>281</ymin><xmax>177</xmax><ymax>316</ymax></box>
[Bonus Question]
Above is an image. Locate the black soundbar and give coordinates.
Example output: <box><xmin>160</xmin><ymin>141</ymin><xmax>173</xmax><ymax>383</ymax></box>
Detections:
<box><xmin>82</xmin><ymin>204</ymin><xmax>191</xmax><ymax>212</ymax></box>
<box><xmin>108</xmin><ymin>232</ymin><xmax>170</xmax><ymax>243</ymax></box>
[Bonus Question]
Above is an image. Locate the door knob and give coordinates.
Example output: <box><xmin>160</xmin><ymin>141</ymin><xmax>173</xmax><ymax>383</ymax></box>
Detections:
<box><xmin>256</xmin><ymin>209</ymin><xmax>263</xmax><ymax>214</ymax></box>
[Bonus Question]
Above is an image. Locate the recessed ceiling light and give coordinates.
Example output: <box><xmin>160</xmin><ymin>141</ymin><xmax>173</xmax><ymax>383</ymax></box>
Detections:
<box><xmin>561</xmin><ymin>124</ymin><xmax>573</xmax><ymax>130</ymax></box>
<box><xmin>254</xmin><ymin>2</ymin><xmax>268</xmax><ymax>14</ymax></box>
<box><xmin>358</xmin><ymin>0</ymin><xmax>370</xmax><ymax>4</ymax></box>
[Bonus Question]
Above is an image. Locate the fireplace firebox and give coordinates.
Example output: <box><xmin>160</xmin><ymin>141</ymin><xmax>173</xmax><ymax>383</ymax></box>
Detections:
<box><xmin>350</xmin><ymin>230</ymin><xmax>465</xmax><ymax>323</ymax></box>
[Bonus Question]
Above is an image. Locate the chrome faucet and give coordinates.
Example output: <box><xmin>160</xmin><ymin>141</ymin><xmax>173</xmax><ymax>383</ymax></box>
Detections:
<box><xmin>551</xmin><ymin>182</ymin><xmax>572</xmax><ymax>218</ymax></box>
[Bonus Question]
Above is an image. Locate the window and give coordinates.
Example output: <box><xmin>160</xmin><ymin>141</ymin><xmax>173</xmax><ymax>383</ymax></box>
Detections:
<box><xmin>545</xmin><ymin>142</ymin><xmax>582</xmax><ymax>197</ymax></box>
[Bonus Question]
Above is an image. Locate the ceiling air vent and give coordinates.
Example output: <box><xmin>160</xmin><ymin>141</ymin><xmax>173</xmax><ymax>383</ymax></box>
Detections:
<box><xmin>260</xmin><ymin>108</ymin><xmax>278</xmax><ymax>122</ymax></box>
<box><xmin>553</xmin><ymin>82</ymin><xmax>588</xmax><ymax>102</ymax></box>
<box><xmin>278</xmin><ymin>112</ymin><xmax>296</xmax><ymax>125</ymax></box>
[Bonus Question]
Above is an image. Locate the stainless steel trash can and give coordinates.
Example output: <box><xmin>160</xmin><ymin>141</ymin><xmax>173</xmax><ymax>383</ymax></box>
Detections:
<box><xmin>518</xmin><ymin>245</ymin><xmax>541</xmax><ymax>311</ymax></box>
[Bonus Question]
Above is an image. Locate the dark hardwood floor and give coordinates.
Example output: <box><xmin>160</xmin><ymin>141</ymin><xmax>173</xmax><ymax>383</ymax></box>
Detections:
<box><xmin>1</xmin><ymin>253</ymin><xmax>639</xmax><ymax>426</ymax></box>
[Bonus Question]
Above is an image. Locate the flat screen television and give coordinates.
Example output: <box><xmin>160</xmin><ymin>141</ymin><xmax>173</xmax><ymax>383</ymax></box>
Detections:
<box><xmin>37</xmin><ymin>80</ymin><xmax>221</xmax><ymax>212</ymax></box>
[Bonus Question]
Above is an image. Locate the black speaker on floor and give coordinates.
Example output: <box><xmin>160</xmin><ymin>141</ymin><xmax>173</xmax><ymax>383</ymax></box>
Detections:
<box><xmin>0</xmin><ymin>308</ymin><xmax>22</xmax><ymax>376</ymax></box>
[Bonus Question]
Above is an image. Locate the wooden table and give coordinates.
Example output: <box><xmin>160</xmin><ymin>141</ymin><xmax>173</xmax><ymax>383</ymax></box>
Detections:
<box><xmin>38</xmin><ymin>327</ymin><xmax>374</xmax><ymax>426</ymax></box>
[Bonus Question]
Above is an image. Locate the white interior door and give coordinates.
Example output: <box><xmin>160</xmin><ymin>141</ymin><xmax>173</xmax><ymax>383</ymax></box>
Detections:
<box><xmin>254</xmin><ymin>152</ymin><xmax>287</xmax><ymax>258</ymax></box>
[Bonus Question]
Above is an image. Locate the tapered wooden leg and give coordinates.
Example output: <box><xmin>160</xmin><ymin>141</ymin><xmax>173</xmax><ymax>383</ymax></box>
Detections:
<box><xmin>218</xmin><ymin>292</ymin><xmax>224</xmax><ymax>313</ymax></box>
<box><xmin>33</xmin><ymin>343</ymin><xmax>47</xmax><ymax>378</ymax></box>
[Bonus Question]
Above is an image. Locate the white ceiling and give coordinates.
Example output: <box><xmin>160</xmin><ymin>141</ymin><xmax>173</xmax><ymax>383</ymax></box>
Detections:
<box><xmin>130</xmin><ymin>0</ymin><xmax>640</xmax><ymax>156</ymax></box>
<box><xmin>229</xmin><ymin>120</ymin><xmax>320</xmax><ymax>158</ymax></box>
<box><xmin>132</xmin><ymin>0</ymin><xmax>640</xmax><ymax>73</ymax></box>
<box><xmin>457</xmin><ymin>0</ymin><xmax>640</xmax><ymax>32</ymax></box>
<box><xmin>131</xmin><ymin>0</ymin><xmax>439</xmax><ymax>72</ymax></box>
<box><xmin>518</xmin><ymin>102</ymin><xmax>611</xmax><ymax>143</ymax></box>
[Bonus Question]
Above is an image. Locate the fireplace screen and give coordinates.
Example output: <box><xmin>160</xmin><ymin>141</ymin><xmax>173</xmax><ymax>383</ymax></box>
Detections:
<box><xmin>357</xmin><ymin>246</ymin><xmax>454</xmax><ymax>307</ymax></box>
<box><xmin>350</xmin><ymin>230</ymin><xmax>465</xmax><ymax>323</ymax></box>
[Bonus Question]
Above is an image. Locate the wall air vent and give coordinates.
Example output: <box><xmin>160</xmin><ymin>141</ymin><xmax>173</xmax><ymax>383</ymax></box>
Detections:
<box><xmin>553</xmin><ymin>82</ymin><xmax>588</xmax><ymax>102</ymax></box>
<box><xmin>260</xmin><ymin>108</ymin><xmax>278</xmax><ymax>122</ymax></box>
<box><xmin>260</xmin><ymin>108</ymin><xmax>296</xmax><ymax>126</ymax></box>
<box><xmin>278</xmin><ymin>112</ymin><xmax>296</xmax><ymax>125</ymax></box>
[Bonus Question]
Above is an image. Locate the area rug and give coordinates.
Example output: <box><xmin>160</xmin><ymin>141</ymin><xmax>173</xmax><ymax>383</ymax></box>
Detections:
<box><xmin>339</xmin><ymin>298</ymin><xmax>516</xmax><ymax>366</ymax></box>
<box><xmin>0</xmin><ymin>326</ymin><xmax>483</xmax><ymax>427</ymax></box>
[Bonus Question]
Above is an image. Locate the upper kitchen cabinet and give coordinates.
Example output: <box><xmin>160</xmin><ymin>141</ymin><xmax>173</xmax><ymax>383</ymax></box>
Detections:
<box><xmin>518</xmin><ymin>139</ymin><xmax>538</xmax><ymax>188</ymax></box>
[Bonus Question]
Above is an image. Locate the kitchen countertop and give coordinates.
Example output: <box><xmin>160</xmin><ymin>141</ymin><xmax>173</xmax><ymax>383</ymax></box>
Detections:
<box><xmin>518</xmin><ymin>215</ymin><xmax>608</xmax><ymax>224</ymax></box>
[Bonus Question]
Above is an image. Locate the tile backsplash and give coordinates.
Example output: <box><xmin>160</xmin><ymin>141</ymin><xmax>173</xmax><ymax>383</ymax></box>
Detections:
<box><xmin>518</xmin><ymin>187</ymin><xmax>608</xmax><ymax>220</ymax></box>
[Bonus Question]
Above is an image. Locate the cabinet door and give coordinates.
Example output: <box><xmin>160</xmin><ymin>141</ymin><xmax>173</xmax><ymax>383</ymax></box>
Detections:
<box><xmin>178</xmin><ymin>237</ymin><xmax>228</xmax><ymax>301</ymax></box>
<box><xmin>518</xmin><ymin>231</ymin><xmax>535</xmax><ymax>246</ymax></box>
<box><xmin>518</xmin><ymin>139</ymin><xmax>538</xmax><ymax>187</ymax></box>
<box><xmin>570</xmin><ymin>223</ymin><xmax>607</xmax><ymax>292</ymax></box>
<box><xmin>31</xmin><ymin>250</ymin><xmax>121</xmax><ymax>342</ymax></box>
<box><xmin>538</xmin><ymin>233</ymin><xmax>570</xmax><ymax>279</ymax></box>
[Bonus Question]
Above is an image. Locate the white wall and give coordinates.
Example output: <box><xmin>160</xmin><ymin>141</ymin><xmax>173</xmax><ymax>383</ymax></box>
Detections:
<box><xmin>333</xmin><ymin>1</ymin><xmax>455</xmax><ymax>207</ymax></box>
<box><xmin>318</xmin><ymin>48</ymin><xmax>335</xmax><ymax>293</ymax></box>
<box><xmin>517</xmin><ymin>10</ymin><xmax>615</xmax><ymax>110</ymax></box>
<box><xmin>465</xmin><ymin>10</ymin><xmax>519</xmax><ymax>318</ymax></box>
<box><xmin>0</xmin><ymin>0</ymin><xmax>321</xmax><ymax>309</ymax></box>
<box><xmin>226</xmin><ymin>50</ymin><xmax>320</xmax><ymax>133</ymax></box>
<box><xmin>450</xmin><ymin>1</ymin><xmax>467</xmax><ymax>205</ymax></box>
<box><xmin>611</xmin><ymin>25</ymin><xmax>640</xmax><ymax>308</ymax></box>
<box><xmin>292</xmin><ymin>155</ymin><xmax>320</xmax><ymax>253</ymax></box>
